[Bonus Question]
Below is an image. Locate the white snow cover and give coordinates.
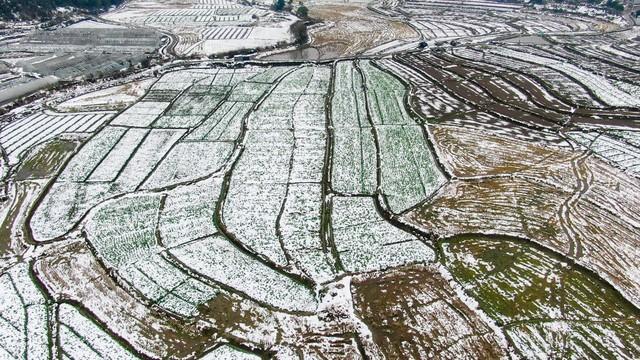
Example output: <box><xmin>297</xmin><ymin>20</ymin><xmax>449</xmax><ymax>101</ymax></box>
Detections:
<box><xmin>57</xmin><ymin>78</ymin><xmax>155</xmax><ymax>111</ymax></box>
<box><xmin>494</xmin><ymin>47</ymin><xmax>640</xmax><ymax>107</ymax></box>
<box><xmin>58</xmin><ymin>303</ymin><xmax>138</xmax><ymax>359</ymax></box>
<box><xmin>0</xmin><ymin>264</ymin><xmax>49</xmax><ymax>359</ymax></box>
<box><xmin>199</xmin><ymin>344</ymin><xmax>260</xmax><ymax>360</ymax></box>
<box><xmin>0</xmin><ymin>111</ymin><xmax>112</xmax><ymax>164</ymax></box>
<box><xmin>170</xmin><ymin>234</ymin><xmax>317</xmax><ymax>312</ymax></box>
<box><xmin>332</xmin><ymin>196</ymin><xmax>435</xmax><ymax>272</ymax></box>
<box><xmin>141</xmin><ymin>141</ymin><xmax>233</xmax><ymax>189</ymax></box>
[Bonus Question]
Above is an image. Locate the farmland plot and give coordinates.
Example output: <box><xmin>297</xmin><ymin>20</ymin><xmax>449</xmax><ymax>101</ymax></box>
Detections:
<box><xmin>152</xmin><ymin>85</ymin><xmax>228</xmax><ymax>128</ymax></box>
<box><xmin>408</xmin><ymin>177</ymin><xmax>571</xmax><ymax>246</ymax></box>
<box><xmin>222</xmin><ymin>65</ymin><xmax>333</xmax><ymax>276</ymax></box>
<box><xmin>410</xmin><ymin>19</ymin><xmax>481</xmax><ymax>40</ymax></box>
<box><xmin>352</xmin><ymin>265</ymin><xmax>508</xmax><ymax>359</ymax></box>
<box><xmin>84</xmin><ymin>194</ymin><xmax>163</xmax><ymax>269</ymax></box>
<box><xmin>33</xmin><ymin>241</ymin><xmax>223</xmax><ymax>358</ymax></box>
<box><xmin>148</xmin><ymin>69</ymin><xmax>219</xmax><ymax>92</ymax></box>
<box><xmin>83</xmin><ymin>189</ymin><xmax>289</xmax><ymax>317</ymax></box>
<box><xmin>31</xmin><ymin>127</ymin><xmax>185</xmax><ymax>240</ymax></box>
<box><xmin>141</xmin><ymin>141</ymin><xmax>233</xmax><ymax>189</ymax></box>
<box><xmin>35</xmin><ymin>179</ymin><xmax>322</xmax><ymax>357</ymax></box>
<box><xmin>488</xmin><ymin>47</ymin><xmax>615</xmax><ymax>108</ymax></box>
<box><xmin>107</xmin><ymin>128</ymin><xmax>184</xmax><ymax>190</ymax></box>
<box><xmin>448</xmin><ymin>47</ymin><xmax>602</xmax><ymax>109</ymax></box>
<box><xmin>330</xmin><ymin>61</ymin><xmax>376</xmax><ymax>195</ymax></box>
<box><xmin>14</xmin><ymin>138</ymin><xmax>81</xmax><ymax>181</ymax></box>
<box><xmin>442</xmin><ymin>236</ymin><xmax>640</xmax><ymax>359</ymax></box>
<box><xmin>406</xmin><ymin>123</ymin><xmax>640</xmax><ymax>308</ymax></box>
<box><xmin>56</xmin><ymin>78</ymin><xmax>156</xmax><ymax>112</ymax></box>
<box><xmin>157</xmin><ymin>178</ymin><xmax>221</xmax><ymax>248</ymax></box>
<box><xmin>103</xmin><ymin>0</ymin><xmax>297</xmax><ymax>56</ymax></box>
<box><xmin>110</xmin><ymin>101</ymin><xmax>171</xmax><ymax>127</ymax></box>
<box><xmin>30</xmin><ymin>66</ymin><xmax>281</xmax><ymax>242</ymax></box>
<box><xmin>524</xmin><ymin>45</ymin><xmax>640</xmax><ymax>86</ymax></box>
<box><xmin>0</xmin><ymin>110</ymin><xmax>112</xmax><ymax>164</ymax></box>
<box><xmin>170</xmin><ymin>234</ymin><xmax>317</xmax><ymax>312</ymax></box>
<box><xmin>441</xmin><ymin>48</ymin><xmax>640</xmax><ymax>128</ymax></box>
<box><xmin>396</xmin><ymin>52</ymin><xmax>569</xmax><ymax>130</ymax></box>
<box><xmin>185</xmin><ymin>101</ymin><xmax>254</xmax><ymax>141</ymax></box>
<box><xmin>201</xmin><ymin>345</ymin><xmax>260</xmax><ymax>360</ymax></box>
<box><xmin>496</xmin><ymin>47</ymin><xmax>640</xmax><ymax>107</ymax></box>
<box><xmin>376</xmin><ymin>124</ymin><xmax>446</xmax><ymax>212</ymax></box>
<box><xmin>0</xmin><ymin>264</ymin><xmax>49</xmax><ymax>359</ymax></box>
<box><xmin>568</xmin><ymin>131</ymin><xmax>640</xmax><ymax>177</ymax></box>
<box><xmin>57</xmin><ymin>303</ymin><xmax>138</xmax><ymax>359</ymax></box>
<box><xmin>376</xmin><ymin>58</ymin><xmax>472</xmax><ymax>119</ymax></box>
<box><xmin>86</xmin><ymin>128</ymin><xmax>149</xmax><ymax>182</ymax></box>
<box><xmin>360</xmin><ymin>60</ymin><xmax>446</xmax><ymax>213</ymax></box>
<box><xmin>8</xmin><ymin>25</ymin><xmax>640</xmax><ymax>358</ymax></box>
<box><xmin>305</xmin><ymin>4</ymin><xmax>418</xmax><ymax>58</ymax></box>
<box><xmin>332</xmin><ymin>196</ymin><xmax>434</xmax><ymax>273</ymax></box>
<box><xmin>431</xmin><ymin>125</ymin><xmax>571</xmax><ymax>177</ymax></box>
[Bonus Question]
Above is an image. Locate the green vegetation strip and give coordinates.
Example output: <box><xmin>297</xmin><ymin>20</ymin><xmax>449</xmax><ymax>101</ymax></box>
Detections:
<box><xmin>441</xmin><ymin>235</ymin><xmax>640</xmax><ymax>359</ymax></box>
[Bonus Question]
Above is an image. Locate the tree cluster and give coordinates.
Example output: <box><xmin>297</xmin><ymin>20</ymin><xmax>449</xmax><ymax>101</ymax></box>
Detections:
<box><xmin>271</xmin><ymin>0</ymin><xmax>286</xmax><ymax>11</ymax></box>
<box><xmin>289</xmin><ymin>20</ymin><xmax>308</xmax><ymax>44</ymax></box>
<box><xmin>0</xmin><ymin>0</ymin><xmax>124</xmax><ymax>21</ymax></box>
<box><xmin>605</xmin><ymin>0</ymin><xmax>624</xmax><ymax>12</ymax></box>
<box><xmin>296</xmin><ymin>3</ymin><xmax>308</xmax><ymax>18</ymax></box>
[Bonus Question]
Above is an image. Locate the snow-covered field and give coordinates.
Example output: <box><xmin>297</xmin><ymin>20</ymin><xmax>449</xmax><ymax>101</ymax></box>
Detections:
<box><xmin>56</xmin><ymin>78</ymin><xmax>156</xmax><ymax>112</ymax></box>
<box><xmin>1</xmin><ymin>3</ymin><xmax>640</xmax><ymax>356</ymax></box>
<box><xmin>0</xmin><ymin>110</ymin><xmax>113</xmax><ymax>164</ymax></box>
<box><xmin>102</xmin><ymin>0</ymin><xmax>298</xmax><ymax>56</ymax></box>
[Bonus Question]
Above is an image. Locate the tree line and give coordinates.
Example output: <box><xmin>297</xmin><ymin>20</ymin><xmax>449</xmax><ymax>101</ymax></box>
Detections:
<box><xmin>0</xmin><ymin>0</ymin><xmax>124</xmax><ymax>21</ymax></box>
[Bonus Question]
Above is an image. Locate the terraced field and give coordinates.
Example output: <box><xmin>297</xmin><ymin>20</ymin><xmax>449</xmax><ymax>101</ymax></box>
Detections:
<box><xmin>1</xmin><ymin>0</ymin><xmax>640</xmax><ymax>358</ymax></box>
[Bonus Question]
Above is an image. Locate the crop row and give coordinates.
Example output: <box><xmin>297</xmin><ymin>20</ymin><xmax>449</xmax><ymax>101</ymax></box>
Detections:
<box><xmin>0</xmin><ymin>111</ymin><xmax>111</xmax><ymax>164</ymax></box>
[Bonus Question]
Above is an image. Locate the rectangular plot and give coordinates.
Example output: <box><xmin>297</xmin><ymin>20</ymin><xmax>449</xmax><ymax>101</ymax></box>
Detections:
<box><xmin>332</xmin><ymin>128</ymin><xmax>377</xmax><ymax>195</ymax></box>
<box><xmin>87</xmin><ymin>128</ymin><xmax>149</xmax><ymax>182</ymax></box>
<box><xmin>115</xmin><ymin>129</ymin><xmax>185</xmax><ymax>190</ymax></box>
<box><xmin>332</xmin><ymin>62</ymin><xmax>368</xmax><ymax>129</ymax></box>
<box><xmin>110</xmin><ymin>101</ymin><xmax>170</xmax><ymax>127</ymax></box>
<box><xmin>294</xmin><ymin>94</ymin><xmax>325</xmax><ymax>129</ymax></box>
<box><xmin>332</xmin><ymin>196</ymin><xmax>434</xmax><ymax>273</ymax></box>
<box><xmin>153</xmin><ymin>93</ymin><xmax>226</xmax><ymax>128</ymax></box>
<box><xmin>223</xmin><ymin>182</ymin><xmax>288</xmax><ymax>265</ymax></box>
<box><xmin>120</xmin><ymin>264</ymin><xmax>166</xmax><ymax>302</ymax></box>
<box><xmin>231</xmin><ymin>130</ymin><xmax>293</xmax><ymax>183</ymax></box>
<box><xmin>275</xmin><ymin>67</ymin><xmax>314</xmax><ymax>94</ymax></box>
<box><xmin>290</xmin><ymin>129</ymin><xmax>325</xmax><ymax>183</ymax></box>
<box><xmin>360</xmin><ymin>60</ymin><xmax>413</xmax><ymax>126</ymax></box>
<box><xmin>187</xmin><ymin>101</ymin><xmax>253</xmax><ymax>141</ymax></box>
<box><xmin>185</xmin><ymin>101</ymin><xmax>235</xmax><ymax>140</ymax></box>
<box><xmin>152</xmin><ymin>114</ymin><xmax>205</xmax><ymax>128</ymax></box>
<box><xmin>129</xmin><ymin>254</ymin><xmax>187</xmax><ymax>292</ymax></box>
<box><xmin>58</xmin><ymin>126</ymin><xmax>126</xmax><ymax>182</ymax></box>
<box><xmin>378</xmin><ymin>124</ymin><xmax>445</xmax><ymax>213</ymax></box>
<box><xmin>141</xmin><ymin>141</ymin><xmax>233</xmax><ymax>189</ymax></box>
<box><xmin>228</xmin><ymin>81</ymin><xmax>272</xmax><ymax>102</ymax></box>
<box><xmin>204</xmin><ymin>102</ymin><xmax>253</xmax><ymax>141</ymax></box>
<box><xmin>158</xmin><ymin>178</ymin><xmax>221</xmax><ymax>248</ymax></box>
<box><xmin>170</xmin><ymin>278</ymin><xmax>217</xmax><ymax>307</ymax></box>
<box><xmin>170</xmin><ymin>234</ymin><xmax>316</xmax><ymax>312</ymax></box>
<box><xmin>280</xmin><ymin>183</ymin><xmax>333</xmax><ymax>282</ymax></box>
<box><xmin>249</xmin><ymin>94</ymin><xmax>298</xmax><ymax>130</ymax></box>
<box><xmin>281</xmin><ymin>183</ymin><xmax>322</xmax><ymax>244</ymax></box>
